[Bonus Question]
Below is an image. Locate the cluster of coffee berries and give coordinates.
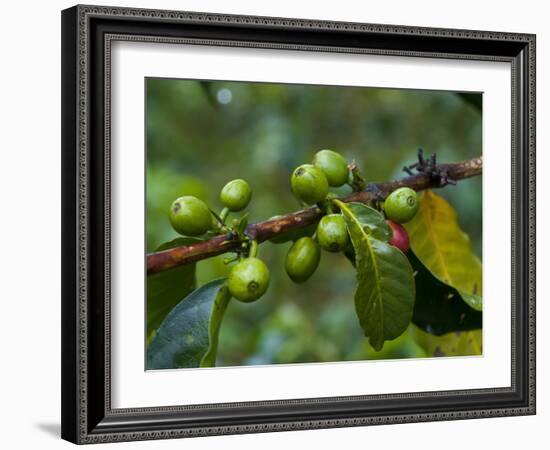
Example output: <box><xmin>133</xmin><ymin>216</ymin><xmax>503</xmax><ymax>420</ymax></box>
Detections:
<box><xmin>283</xmin><ymin>150</ymin><xmax>420</xmax><ymax>283</ymax></box>
<box><xmin>167</xmin><ymin>151</ymin><xmax>421</xmax><ymax>301</ymax></box>
<box><xmin>169</xmin><ymin>179</ymin><xmax>253</xmax><ymax>236</ymax></box>
<box><xmin>290</xmin><ymin>149</ymin><xmax>349</xmax><ymax>205</ymax></box>
<box><xmin>283</xmin><ymin>150</ymin><xmax>351</xmax><ymax>284</ymax></box>
<box><xmin>169</xmin><ymin>179</ymin><xmax>270</xmax><ymax>303</ymax></box>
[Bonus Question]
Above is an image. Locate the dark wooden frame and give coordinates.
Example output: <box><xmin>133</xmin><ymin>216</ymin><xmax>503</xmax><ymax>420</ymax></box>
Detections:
<box><xmin>61</xmin><ymin>4</ymin><xmax>536</xmax><ymax>444</ymax></box>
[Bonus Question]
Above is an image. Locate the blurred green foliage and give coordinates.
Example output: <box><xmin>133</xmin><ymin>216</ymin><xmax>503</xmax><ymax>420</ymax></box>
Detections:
<box><xmin>146</xmin><ymin>78</ymin><xmax>482</xmax><ymax>366</ymax></box>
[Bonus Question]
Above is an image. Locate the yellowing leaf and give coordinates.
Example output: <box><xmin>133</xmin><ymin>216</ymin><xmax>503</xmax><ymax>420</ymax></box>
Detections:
<box><xmin>405</xmin><ymin>191</ymin><xmax>482</xmax><ymax>311</ymax></box>
<box><xmin>412</xmin><ymin>327</ymin><xmax>482</xmax><ymax>357</ymax></box>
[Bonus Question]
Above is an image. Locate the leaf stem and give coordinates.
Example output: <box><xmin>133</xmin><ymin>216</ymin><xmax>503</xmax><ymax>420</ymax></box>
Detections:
<box><xmin>248</xmin><ymin>240</ymin><xmax>259</xmax><ymax>258</ymax></box>
<box><xmin>219</xmin><ymin>207</ymin><xmax>230</xmax><ymax>223</ymax></box>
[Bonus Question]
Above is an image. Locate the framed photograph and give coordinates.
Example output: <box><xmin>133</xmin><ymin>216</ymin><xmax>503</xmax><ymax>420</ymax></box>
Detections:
<box><xmin>61</xmin><ymin>4</ymin><xmax>536</xmax><ymax>444</ymax></box>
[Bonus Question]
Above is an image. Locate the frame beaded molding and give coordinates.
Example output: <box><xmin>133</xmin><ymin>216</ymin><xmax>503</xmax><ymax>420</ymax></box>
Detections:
<box><xmin>86</xmin><ymin>407</ymin><xmax>531</xmax><ymax>444</ymax></box>
<box><xmin>72</xmin><ymin>4</ymin><xmax>536</xmax><ymax>444</ymax></box>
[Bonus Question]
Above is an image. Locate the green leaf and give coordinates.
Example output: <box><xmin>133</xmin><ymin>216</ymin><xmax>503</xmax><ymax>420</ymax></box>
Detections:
<box><xmin>147</xmin><ymin>278</ymin><xmax>231</xmax><ymax>369</ymax></box>
<box><xmin>343</xmin><ymin>242</ymin><xmax>356</xmax><ymax>267</ymax></box>
<box><xmin>335</xmin><ymin>200</ymin><xmax>415</xmax><ymax>351</ymax></box>
<box><xmin>408</xmin><ymin>250</ymin><xmax>482</xmax><ymax>335</ymax></box>
<box><xmin>405</xmin><ymin>190</ymin><xmax>482</xmax><ymax>311</ymax></box>
<box><xmin>340</xmin><ymin>202</ymin><xmax>390</xmax><ymax>268</ymax></box>
<box><xmin>342</xmin><ymin>202</ymin><xmax>392</xmax><ymax>241</ymax></box>
<box><xmin>412</xmin><ymin>326</ymin><xmax>482</xmax><ymax>357</ymax></box>
<box><xmin>147</xmin><ymin>238</ymin><xmax>200</xmax><ymax>344</ymax></box>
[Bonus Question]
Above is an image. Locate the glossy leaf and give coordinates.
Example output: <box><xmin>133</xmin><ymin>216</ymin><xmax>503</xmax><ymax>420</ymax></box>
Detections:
<box><xmin>147</xmin><ymin>278</ymin><xmax>231</xmax><ymax>369</ymax></box>
<box><xmin>405</xmin><ymin>190</ymin><xmax>482</xmax><ymax>311</ymax></box>
<box><xmin>343</xmin><ymin>242</ymin><xmax>356</xmax><ymax>267</ymax></box>
<box><xmin>412</xmin><ymin>327</ymin><xmax>482</xmax><ymax>357</ymax></box>
<box><xmin>342</xmin><ymin>202</ymin><xmax>392</xmax><ymax>242</ymax></box>
<box><xmin>339</xmin><ymin>202</ymin><xmax>390</xmax><ymax>268</ymax></box>
<box><xmin>146</xmin><ymin>238</ymin><xmax>200</xmax><ymax>343</ymax></box>
<box><xmin>336</xmin><ymin>200</ymin><xmax>415</xmax><ymax>351</ymax></box>
<box><xmin>408</xmin><ymin>250</ymin><xmax>482</xmax><ymax>335</ymax></box>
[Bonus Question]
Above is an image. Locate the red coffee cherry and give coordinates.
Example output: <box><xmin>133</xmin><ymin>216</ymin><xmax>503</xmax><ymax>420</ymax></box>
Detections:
<box><xmin>387</xmin><ymin>220</ymin><xmax>410</xmax><ymax>253</ymax></box>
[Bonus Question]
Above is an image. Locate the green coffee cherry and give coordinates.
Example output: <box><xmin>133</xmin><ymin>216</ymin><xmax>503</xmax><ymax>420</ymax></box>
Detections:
<box><xmin>269</xmin><ymin>215</ymin><xmax>316</xmax><ymax>244</ymax></box>
<box><xmin>228</xmin><ymin>257</ymin><xmax>270</xmax><ymax>302</ymax></box>
<box><xmin>317</xmin><ymin>214</ymin><xmax>349</xmax><ymax>252</ymax></box>
<box><xmin>290</xmin><ymin>164</ymin><xmax>329</xmax><ymax>205</ymax></box>
<box><xmin>384</xmin><ymin>187</ymin><xmax>419</xmax><ymax>224</ymax></box>
<box><xmin>285</xmin><ymin>237</ymin><xmax>321</xmax><ymax>283</ymax></box>
<box><xmin>220</xmin><ymin>179</ymin><xmax>252</xmax><ymax>212</ymax></box>
<box><xmin>169</xmin><ymin>196</ymin><xmax>213</xmax><ymax>236</ymax></box>
<box><xmin>313</xmin><ymin>149</ymin><xmax>349</xmax><ymax>187</ymax></box>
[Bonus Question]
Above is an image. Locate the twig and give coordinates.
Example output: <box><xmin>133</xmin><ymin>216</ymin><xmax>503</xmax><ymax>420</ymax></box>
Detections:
<box><xmin>147</xmin><ymin>155</ymin><xmax>482</xmax><ymax>275</ymax></box>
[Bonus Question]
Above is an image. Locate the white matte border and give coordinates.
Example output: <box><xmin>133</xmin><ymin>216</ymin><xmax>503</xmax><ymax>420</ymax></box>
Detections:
<box><xmin>111</xmin><ymin>41</ymin><xmax>511</xmax><ymax>409</ymax></box>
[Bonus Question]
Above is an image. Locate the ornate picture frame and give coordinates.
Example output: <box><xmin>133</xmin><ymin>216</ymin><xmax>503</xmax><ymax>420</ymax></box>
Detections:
<box><xmin>61</xmin><ymin>5</ymin><xmax>535</xmax><ymax>444</ymax></box>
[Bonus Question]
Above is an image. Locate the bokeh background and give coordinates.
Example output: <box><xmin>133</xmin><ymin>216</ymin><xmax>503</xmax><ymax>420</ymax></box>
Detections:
<box><xmin>146</xmin><ymin>78</ymin><xmax>482</xmax><ymax>366</ymax></box>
